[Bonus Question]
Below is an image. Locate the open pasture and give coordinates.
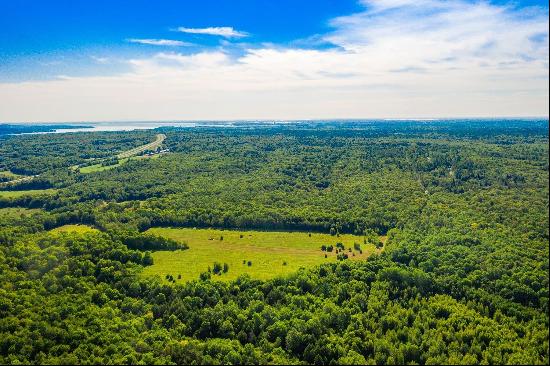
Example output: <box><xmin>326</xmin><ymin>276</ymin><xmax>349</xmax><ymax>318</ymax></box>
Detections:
<box><xmin>0</xmin><ymin>189</ymin><xmax>57</xmax><ymax>198</ymax></box>
<box><xmin>142</xmin><ymin>227</ymin><xmax>384</xmax><ymax>282</ymax></box>
<box><xmin>49</xmin><ymin>224</ymin><xmax>100</xmax><ymax>234</ymax></box>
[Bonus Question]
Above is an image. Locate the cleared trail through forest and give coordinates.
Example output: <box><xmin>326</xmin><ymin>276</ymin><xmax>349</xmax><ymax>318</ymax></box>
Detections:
<box><xmin>1</xmin><ymin>133</ymin><xmax>167</xmax><ymax>188</ymax></box>
<box><xmin>117</xmin><ymin>133</ymin><xmax>166</xmax><ymax>159</ymax></box>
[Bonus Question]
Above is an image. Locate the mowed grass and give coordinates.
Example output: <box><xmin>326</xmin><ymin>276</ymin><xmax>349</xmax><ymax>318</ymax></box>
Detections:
<box><xmin>49</xmin><ymin>224</ymin><xmax>100</xmax><ymax>234</ymax></box>
<box><xmin>142</xmin><ymin>227</ymin><xmax>385</xmax><ymax>283</ymax></box>
<box><xmin>0</xmin><ymin>189</ymin><xmax>57</xmax><ymax>198</ymax></box>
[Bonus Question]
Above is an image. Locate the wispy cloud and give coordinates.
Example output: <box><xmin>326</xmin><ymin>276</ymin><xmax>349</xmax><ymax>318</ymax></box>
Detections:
<box><xmin>175</xmin><ymin>27</ymin><xmax>248</xmax><ymax>38</ymax></box>
<box><xmin>91</xmin><ymin>56</ymin><xmax>110</xmax><ymax>64</ymax></box>
<box><xmin>1</xmin><ymin>0</ymin><xmax>548</xmax><ymax>121</ymax></box>
<box><xmin>127</xmin><ymin>38</ymin><xmax>192</xmax><ymax>46</ymax></box>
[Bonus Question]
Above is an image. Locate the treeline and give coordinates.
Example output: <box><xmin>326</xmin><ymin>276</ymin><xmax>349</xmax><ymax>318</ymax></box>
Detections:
<box><xmin>0</xmin><ymin>130</ymin><xmax>155</xmax><ymax>175</ymax></box>
<box><xmin>0</xmin><ymin>227</ymin><xmax>547</xmax><ymax>364</ymax></box>
<box><xmin>0</xmin><ymin>120</ymin><xmax>547</xmax><ymax>364</ymax></box>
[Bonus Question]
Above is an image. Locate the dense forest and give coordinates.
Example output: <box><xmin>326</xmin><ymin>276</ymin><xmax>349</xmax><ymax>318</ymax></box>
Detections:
<box><xmin>0</xmin><ymin>120</ymin><xmax>548</xmax><ymax>364</ymax></box>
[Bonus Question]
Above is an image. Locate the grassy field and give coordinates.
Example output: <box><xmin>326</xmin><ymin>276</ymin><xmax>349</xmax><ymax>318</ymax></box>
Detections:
<box><xmin>79</xmin><ymin>154</ymin><xmax>163</xmax><ymax>173</ymax></box>
<box><xmin>0</xmin><ymin>207</ymin><xmax>42</xmax><ymax>217</ymax></box>
<box><xmin>79</xmin><ymin>133</ymin><xmax>166</xmax><ymax>173</ymax></box>
<box><xmin>0</xmin><ymin>189</ymin><xmax>57</xmax><ymax>198</ymax></box>
<box><xmin>79</xmin><ymin>158</ymin><xmax>131</xmax><ymax>173</ymax></box>
<box><xmin>142</xmin><ymin>227</ymin><xmax>385</xmax><ymax>282</ymax></box>
<box><xmin>49</xmin><ymin>224</ymin><xmax>100</xmax><ymax>234</ymax></box>
<box><xmin>117</xmin><ymin>134</ymin><xmax>165</xmax><ymax>159</ymax></box>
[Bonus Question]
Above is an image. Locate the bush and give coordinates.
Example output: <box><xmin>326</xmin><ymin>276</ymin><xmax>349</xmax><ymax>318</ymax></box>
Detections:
<box><xmin>337</xmin><ymin>253</ymin><xmax>348</xmax><ymax>261</ymax></box>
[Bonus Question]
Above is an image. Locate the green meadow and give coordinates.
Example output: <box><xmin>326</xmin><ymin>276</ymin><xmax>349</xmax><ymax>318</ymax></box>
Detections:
<box><xmin>0</xmin><ymin>207</ymin><xmax>42</xmax><ymax>218</ymax></box>
<box><xmin>49</xmin><ymin>224</ymin><xmax>100</xmax><ymax>234</ymax></box>
<box><xmin>0</xmin><ymin>189</ymin><xmax>57</xmax><ymax>198</ymax></box>
<box><xmin>142</xmin><ymin>227</ymin><xmax>384</xmax><ymax>282</ymax></box>
<box><xmin>79</xmin><ymin>154</ymin><xmax>162</xmax><ymax>173</ymax></box>
<box><xmin>79</xmin><ymin>158</ymin><xmax>130</xmax><ymax>173</ymax></box>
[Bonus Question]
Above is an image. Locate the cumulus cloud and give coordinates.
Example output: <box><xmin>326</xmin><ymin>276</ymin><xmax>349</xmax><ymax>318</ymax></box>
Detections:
<box><xmin>127</xmin><ymin>38</ymin><xmax>192</xmax><ymax>46</ymax></box>
<box><xmin>0</xmin><ymin>0</ymin><xmax>548</xmax><ymax>121</ymax></box>
<box><xmin>175</xmin><ymin>26</ymin><xmax>249</xmax><ymax>38</ymax></box>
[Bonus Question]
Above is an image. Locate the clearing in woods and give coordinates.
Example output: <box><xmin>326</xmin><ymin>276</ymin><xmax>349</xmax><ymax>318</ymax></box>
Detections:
<box><xmin>49</xmin><ymin>224</ymin><xmax>100</xmax><ymax>234</ymax></box>
<box><xmin>79</xmin><ymin>134</ymin><xmax>167</xmax><ymax>173</ymax></box>
<box><xmin>0</xmin><ymin>207</ymin><xmax>43</xmax><ymax>217</ymax></box>
<box><xmin>0</xmin><ymin>189</ymin><xmax>57</xmax><ymax>198</ymax></box>
<box><xmin>141</xmin><ymin>227</ymin><xmax>386</xmax><ymax>282</ymax></box>
<box><xmin>79</xmin><ymin>154</ymin><xmax>163</xmax><ymax>173</ymax></box>
<box><xmin>116</xmin><ymin>133</ymin><xmax>166</xmax><ymax>159</ymax></box>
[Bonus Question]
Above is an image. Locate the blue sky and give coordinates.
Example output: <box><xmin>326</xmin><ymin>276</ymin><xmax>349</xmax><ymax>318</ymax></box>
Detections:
<box><xmin>0</xmin><ymin>0</ymin><xmax>548</xmax><ymax>121</ymax></box>
<box><xmin>0</xmin><ymin>0</ymin><xmax>363</xmax><ymax>81</ymax></box>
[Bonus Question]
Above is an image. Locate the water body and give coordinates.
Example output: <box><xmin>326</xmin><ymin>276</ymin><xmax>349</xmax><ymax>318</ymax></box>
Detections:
<box><xmin>3</xmin><ymin>118</ymin><xmax>548</xmax><ymax>135</ymax></box>
<box><xmin>7</xmin><ymin>122</ymin><xmax>195</xmax><ymax>134</ymax></box>
<box><xmin>3</xmin><ymin>120</ymin><xmax>298</xmax><ymax>134</ymax></box>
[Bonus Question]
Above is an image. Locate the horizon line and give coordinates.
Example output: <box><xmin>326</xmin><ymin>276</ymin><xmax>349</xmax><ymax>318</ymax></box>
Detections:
<box><xmin>2</xmin><ymin>116</ymin><xmax>549</xmax><ymax>124</ymax></box>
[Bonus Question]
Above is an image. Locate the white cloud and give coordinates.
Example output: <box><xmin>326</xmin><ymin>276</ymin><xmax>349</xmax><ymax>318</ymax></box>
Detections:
<box><xmin>175</xmin><ymin>27</ymin><xmax>248</xmax><ymax>38</ymax></box>
<box><xmin>127</xmin><ymin>38</ymin><xmax>192</xmax><ymax>46</ymax></box>
<box><xmin>0</xmin><ymin>0</ymin><xmax>548</xmax><ymax>121</ymax></box>
<box><xmin>91</xmin><ymin>56</ymin><xmax>110</xmax><ymax>64</ymax></box>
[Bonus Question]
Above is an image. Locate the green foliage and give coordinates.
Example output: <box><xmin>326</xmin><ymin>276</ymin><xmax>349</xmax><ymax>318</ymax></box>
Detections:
<box><xmin>0</xmin><ymin>120</ymin><xmax>548</xmax><ymax>364</ymax></box>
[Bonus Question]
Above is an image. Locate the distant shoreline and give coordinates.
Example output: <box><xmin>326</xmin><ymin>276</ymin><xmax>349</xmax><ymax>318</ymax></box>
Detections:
<box><xmin>1</xmin><ymin>118</ymin><xmax>548</xmax><ymax>136</ymax></box>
